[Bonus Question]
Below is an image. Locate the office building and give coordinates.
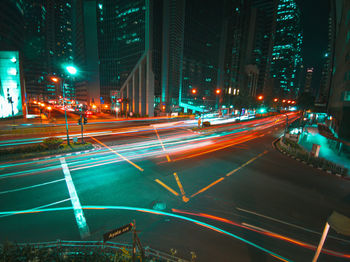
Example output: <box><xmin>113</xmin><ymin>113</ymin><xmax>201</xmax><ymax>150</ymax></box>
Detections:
<box><xmin>270</xmin><ymin>0</ymin><xmax>303</xmax><ymax>99</ymax></box>
<box><xmin>161</xmin><ymin>0</ymin><xmax>185</xmax><ymax>113</ymax></box>
<box><xmin>328</xmin><ymin>0</ymin><xmax>350</xmax><ymax>142</ymax></box>
<box><xmin>304</xmin><ymin>68</ymin><xmax>313</xmax><ymax>93</ymax></box>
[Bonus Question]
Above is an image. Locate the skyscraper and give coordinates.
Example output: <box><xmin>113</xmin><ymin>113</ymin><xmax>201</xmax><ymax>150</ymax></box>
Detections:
<box><xmin>97</xmin><ymin>0</ymin><xmax>158</xmax><ymax>116</ymax></box>
<box><xmin>161</xmin><ymin>0</ymin><xmax>185</xmax><ymax>113</ymax></box>
<box><xmin>270</xmin><ymin>0</ymin><xmax>302</xmax><ymax>99</ymax></box>
<box><xmin>220</xmin><ymin>0</ymin><xmax>277</xmax><ymax>110</ymax></box>
<box><xmin>22</xmin><ymin>0</ymin><xmax>50</xmax><ymax>101</ymax></box>
<box><xmin>221</xmin><ymin>0</ymin><xmax>251</xmax><ymax>103</ymax></box>
<box><xmin>328</xmin><ymin>0</ymin><xmax>350</xmax><ymax>142</ymax></box>
<box><xmin>317</xmin><ymin>2</ymin><xmax>336</xmax><ymax>108</ymax></box>
<box><xmin>46</xmin><ymin>0</ymin><xmax>76</xmax><ymax>100</ymax></box>
<box><xmin>304</xmin><ymin>68</ymin><xmax>313</xmax><ymax>93</ymax></box>
<box><xmin>97</xmin><ymin>0</ymin><xmax>147</xmax><ymax>102</ymax></box>
<box><xmin>177</xmin><ymin>0</ymin><xmax>223</xmax><ymax>112</ymax></box>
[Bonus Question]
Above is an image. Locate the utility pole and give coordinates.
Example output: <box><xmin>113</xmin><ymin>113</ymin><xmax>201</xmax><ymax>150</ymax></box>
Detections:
<box><xmin>78</xmin><ymin>107</ymin><xmax>87</xmax><ymax>144</ymax></box>
<box><xmin>79</xmin><ymin>109</ymin><xmax>84</xmax><ymax>144</ymax></box>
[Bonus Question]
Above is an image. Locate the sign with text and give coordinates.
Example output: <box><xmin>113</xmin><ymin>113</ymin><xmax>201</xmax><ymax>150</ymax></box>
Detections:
<box><xmin>103</xmin><ymin>223</ymin><xmax>133</xmax><ymax>242</ymax></box>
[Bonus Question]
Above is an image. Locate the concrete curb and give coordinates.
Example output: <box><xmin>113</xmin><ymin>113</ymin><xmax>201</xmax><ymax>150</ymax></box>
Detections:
<box><xmin>274</xmin><ymin>138</ymin><xmax>349</xmax><ymax>180</ymax></box>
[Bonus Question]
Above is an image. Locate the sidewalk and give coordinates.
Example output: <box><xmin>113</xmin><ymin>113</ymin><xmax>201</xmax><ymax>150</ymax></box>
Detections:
<box><xmin>299</xmin><ymin>125</ymin><xmax>350</xmax><ymax>171</ymax></box>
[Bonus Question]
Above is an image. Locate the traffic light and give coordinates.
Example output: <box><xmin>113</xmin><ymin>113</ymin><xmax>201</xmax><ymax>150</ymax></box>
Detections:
<box><xmin>257</xmin><ymin>95</ymin><xmax>264</xmax><ymax>100</ymax></box>
<box><xmin>78</xmin><ymin>118</ymin><xmax>82</xmax><ymax>125</ymax></box>
<box><xmin>117</xmin><ymin>98</ymin><xmax>122</xmax><ymax>103</ymax></box>
<box><xmin>84</xmin><ymin>117</ymin><xmax>87</xmax><ymax>124</ymax></box>
<box><xmin>191</xmin><ymin>88</ymin><xmax>197</xmax><ymax>95</ymax></box>
<box><xmin>215</xmin><ymin>89</ymin><xmax>221</xmax><ymax>95</ymax></box>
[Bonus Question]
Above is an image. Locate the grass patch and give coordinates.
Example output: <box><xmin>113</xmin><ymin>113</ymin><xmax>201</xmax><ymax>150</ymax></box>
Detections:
<box><xmin>0</xmin><ymin>142</ymin><xmax>93</xmax><ymax>161</ymax></box>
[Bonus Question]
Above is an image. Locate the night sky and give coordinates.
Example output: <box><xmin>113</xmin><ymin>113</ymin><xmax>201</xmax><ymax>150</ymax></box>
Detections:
<box><xmin>298</xmin><ymin>0</ymin><xmax>330</xmax><ymax>94</ymax></box>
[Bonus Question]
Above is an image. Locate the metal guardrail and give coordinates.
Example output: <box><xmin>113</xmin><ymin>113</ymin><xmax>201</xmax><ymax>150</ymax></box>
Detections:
<box><xmin>8</xmin><ymin>240</ymin><xmax>188</xmax><ymax>262</ymax></box>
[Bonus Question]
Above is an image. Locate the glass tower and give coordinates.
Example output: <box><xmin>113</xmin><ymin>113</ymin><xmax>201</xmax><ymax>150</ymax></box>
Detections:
<box><xmin>270</xmin><ymin>0</ymin><xmax>303</xmax><ymax>99</ymax></box>
<box><xmin>97</xmin><ymin>0</ymin><xmax>147</xmax><ymax>103</ymax></box>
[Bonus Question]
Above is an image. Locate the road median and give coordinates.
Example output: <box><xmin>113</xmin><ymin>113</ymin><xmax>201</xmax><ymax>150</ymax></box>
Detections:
<box><xmin>0</xmin><ymin>141</ymin><xmax>93</xmax><ymax>161</ymax></box>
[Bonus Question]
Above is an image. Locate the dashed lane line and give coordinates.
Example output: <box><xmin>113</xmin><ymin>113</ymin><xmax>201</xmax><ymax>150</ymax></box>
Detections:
<box><xmin>190</xmin><ymin>150</ymin><xmax>269</xmax><ymax>199</ymax></box>
<box><xmin>173</xmin><ymin>172</ymin><xmax>189</xmax><ymax>202</ymax></box>
<box><xmin>155</xmin><ymin>179</ymin><xmax>179</xmax><ymax>197</ymax></box>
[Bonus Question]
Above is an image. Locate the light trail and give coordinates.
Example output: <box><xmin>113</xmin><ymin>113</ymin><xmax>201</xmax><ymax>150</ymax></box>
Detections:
<box><xmin>153</xmin><ymin>126</ymin><xmax>171</xmax><ymax>162</ymax></box>
<box><xmin>0</xmin><ymin>205</ymin><xmax>292</xmax><ymax>261</ymax></box>
<box><xmin>0</xmin><ymin>114</ymin><xmax>298</xmax><ymax>179</ymax></box>
<box><xmin>89</xmin><ymin>136</ymin><xmax>144</xmax><ymax>172</ymax></box>
<box><xmin>0</xmin><ymin>178</ymin><xmax>65</xmax><ymax>195</ymax></box>
<box><xmin>171</xmin><ymin>209</ymin><xmax>350</xmax><ymax>259</ymax></box>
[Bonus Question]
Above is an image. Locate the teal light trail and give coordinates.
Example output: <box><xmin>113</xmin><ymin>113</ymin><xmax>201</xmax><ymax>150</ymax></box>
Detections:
<box><xmin>0</xmin><ymin>205</ymin><xmax>291</xmax><ymax>261</ymax></box>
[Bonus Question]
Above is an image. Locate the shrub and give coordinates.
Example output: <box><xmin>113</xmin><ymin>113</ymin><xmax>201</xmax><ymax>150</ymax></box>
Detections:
<box><xmin>43</xmin><ymin>137</ymin><xmax>63</xmax><ymax>150</ymax></box>
<box><xmin>203</xmin><ymin>121</ymin><xmax>211</xmax><ymax>127</ymax></box>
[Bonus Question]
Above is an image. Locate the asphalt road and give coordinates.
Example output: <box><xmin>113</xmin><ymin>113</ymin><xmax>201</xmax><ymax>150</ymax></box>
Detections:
<box><xmin>0</xmin><ymin>114</ymin><xmax>349</xmax><ymax>261</ymax></box>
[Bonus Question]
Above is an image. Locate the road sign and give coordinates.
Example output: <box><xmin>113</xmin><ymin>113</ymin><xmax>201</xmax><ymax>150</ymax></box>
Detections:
<box><xmin>103</xmin><ymin>223</ymin><xmax>133</xmax><ymax>242</ymax></box>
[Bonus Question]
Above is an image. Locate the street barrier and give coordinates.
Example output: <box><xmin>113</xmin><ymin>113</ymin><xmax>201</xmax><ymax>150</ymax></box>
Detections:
<box><xmin>1</xmin><ymin>240</ymin><xmax>188</xmax><ymax>262</ymax></box>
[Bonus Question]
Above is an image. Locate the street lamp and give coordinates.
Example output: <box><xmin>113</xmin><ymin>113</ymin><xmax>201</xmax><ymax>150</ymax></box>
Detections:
<box><xmin>66</xmin><ymin>66</ymin><xmax>77</xmax><ymax>75</ymax></box>
<box><xmin>49</xmin><ymin>65</ymin><xmax>78</xmax><ymax>146</ymax></box>
<box><xmin>47</xmin><ymin>106</ymin><xmax>52</xmax><ymax>120</ymax></box>
<box><xmin>39</xmin><ymin>102</ymin><xmax>45</xmax><ymax>125</ymax></box>
<box><xmin>215</xmin><ymin>89</ymin><xmax>222</xmax><ymax>111</ymax></box>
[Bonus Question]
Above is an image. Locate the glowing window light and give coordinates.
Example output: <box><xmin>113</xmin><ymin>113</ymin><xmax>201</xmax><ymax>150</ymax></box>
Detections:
<box><xmin>0</xmin><ymin>51</ymin><xmax>23</xmax><ymax>119</ymax></box>
<box><xmin>8</xmin><ymin>68</ymin><xmax>17</xmax><ymax>75</ymax></box>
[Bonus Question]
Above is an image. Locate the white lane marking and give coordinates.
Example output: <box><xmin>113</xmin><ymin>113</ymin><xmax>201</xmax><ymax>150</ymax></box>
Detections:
<box><xmin>0</xmin><ymin>198</ymin><xmax>71</xmax><ymax>218</ymax></box>
<box><xmin>237</xmin><ymin>207</ymin><xmax>316</xmax><ymax>233</ymax></box>
<box><xmin>0</xmin><ymin>178</ymin><xmax>65</xmax><ymax>195</ymax></box>
<box><xmin>236</xmin><ymin>207</ymin><xmax>350</xmax><ymax>244</ymax></box>
<box><xmin>241</xmin><ymin>222</ymin><xmax>274</xmax><ymax>234</ymax></box>
<box><xmin>60</xmin><ymin>157</ymin><xmax>90</xmax><ymax>238</ymax></box>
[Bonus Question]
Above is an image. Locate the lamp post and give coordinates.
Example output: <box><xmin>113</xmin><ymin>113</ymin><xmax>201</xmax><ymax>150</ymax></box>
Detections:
<box><xmin>215</xmin><ymin>88</ymin><xmax>221</xmax><ymax>113</ymax></box>
<box><xmin>47</xmin><ymin>106</ymin><xmax>52</xmax><ymax>120</ymax></box>
<box><xmin>50</xmin><ymin>64</ymin><xmax>78</xmax><ymax>146</ymax></box>
<box><xmin>282</xmin><ymin>112</ymin><xmax>289</xmax><ymax>141</ymax></box>
<box><xmin>39</xmin><ymin>102</ymin><xmax>45</xmax><ymax>125</ymax></box>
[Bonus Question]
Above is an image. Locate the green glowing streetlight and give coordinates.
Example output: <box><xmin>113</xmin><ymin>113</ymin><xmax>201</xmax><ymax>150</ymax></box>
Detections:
<box><xmin>50</xmin><ymin>65</ymin><xmax>78</xmax><ymax>146</ymax></box>
<box><xmin>65</xmin><ymin>65</ymin><xmax>77</xmax><ymax>75</ymax></box>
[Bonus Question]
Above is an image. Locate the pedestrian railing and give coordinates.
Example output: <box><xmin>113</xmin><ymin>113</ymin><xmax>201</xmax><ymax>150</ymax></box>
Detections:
<box><xmin>1</xmin><ymin>240</ymin><xmax>188</xmax><ymax>262</ymax></box>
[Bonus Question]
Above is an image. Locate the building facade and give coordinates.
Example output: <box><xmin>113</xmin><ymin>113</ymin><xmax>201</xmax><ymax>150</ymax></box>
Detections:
<box><xmin>270</xmin><ymin>0</ymin><xmax>303</xmax><ymax>99</ymax></box>
<box><xmin>0</xmin><ymin>1</ymin><xmax>25</xmax><ymax>119</ymax></box>
<box><xmin>161</xmin><ymin>0</ymin><xmax>185</xmax><ymax>113</ymax></box>
<box><xmin>328</xmin><ymin>0</ymin><xmax>350</xmax><ymax>142</ymax></box>
<box><xmin>304</xmin><ymin>68</ymin><xmax>314</xmax><ymax>93</ymax></box>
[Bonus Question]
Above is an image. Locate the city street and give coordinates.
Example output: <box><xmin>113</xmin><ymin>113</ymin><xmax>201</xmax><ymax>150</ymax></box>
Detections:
<box><xmin>1</xmin><ymin>114</ymin><xmax>349</xmax><ymax>261</ymax></box>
